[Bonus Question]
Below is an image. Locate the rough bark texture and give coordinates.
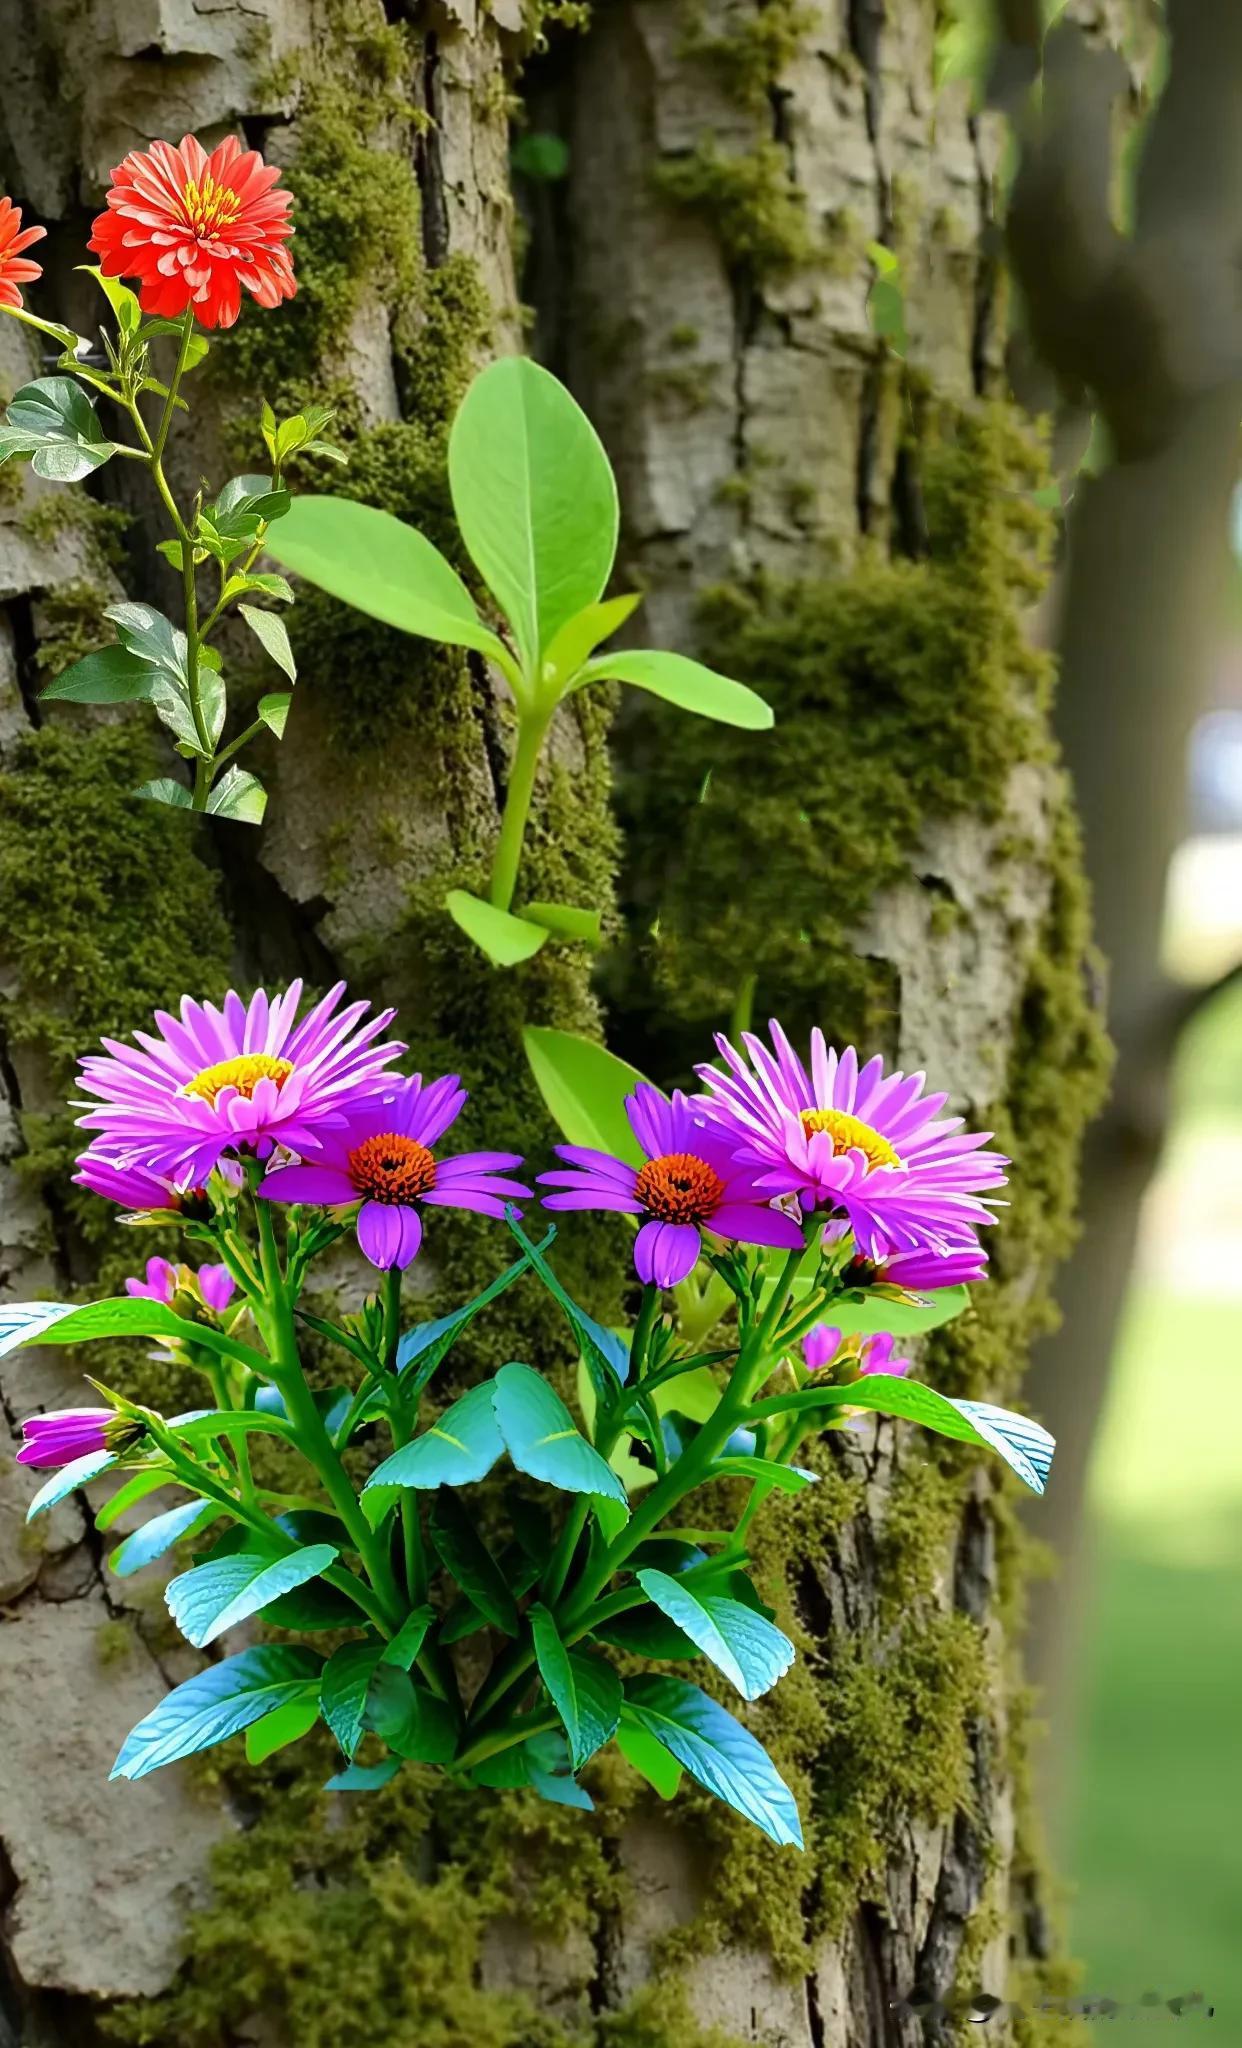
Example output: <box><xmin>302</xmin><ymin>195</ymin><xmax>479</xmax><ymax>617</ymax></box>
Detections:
<box><xmin>0</xmin><ymin>3</ymin><xmax>1107</xmax><ymax>2045</ymax></box>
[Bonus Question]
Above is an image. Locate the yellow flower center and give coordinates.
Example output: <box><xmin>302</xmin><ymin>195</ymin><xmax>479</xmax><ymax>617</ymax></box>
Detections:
<box><xmin>348</xmin><ymin>1133</ymin><xmax>437</xmax><ymax>1205</ymax></box>
<box><xmin>634</xmin><ymin>1151</ymin><xmax>725</xmax><ymax>1225</ymax></box>
<box><xmin>183</xmin><ymin>173</ymin><xmax>241</xmax><ymax>239</ymax></box>
<box><xmin>184</xmin><ymin>1053</ymin><xmax>294</xmax><ymax>1106</ymax></box>
<box><xmin>799</xmin><ymin>1107</ymin><xmax>900</xmax><ymax>1173</ymax></box>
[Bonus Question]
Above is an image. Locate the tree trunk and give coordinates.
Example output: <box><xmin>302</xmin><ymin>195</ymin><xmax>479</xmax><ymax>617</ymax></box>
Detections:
<box><xmin>0</xmin><ymin>3</ymin><xmax>1105</xmax><ymax>2044</ymax></box>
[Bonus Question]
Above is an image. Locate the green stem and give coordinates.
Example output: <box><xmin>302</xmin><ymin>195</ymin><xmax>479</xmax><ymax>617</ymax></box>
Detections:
<box><xmin>253</xmin><ymin>1200</ymin><xmax>403</xmax><ymax>1627</ymax></box>
<box><xmin>488</xmin><ymin>707</ymin><xmax>551</xmax><ymax>911</ymax></box>
<box><xmin>143</xmin><ymin>309</ymin><xmax>214</xmax><ymax>803</ymax></box>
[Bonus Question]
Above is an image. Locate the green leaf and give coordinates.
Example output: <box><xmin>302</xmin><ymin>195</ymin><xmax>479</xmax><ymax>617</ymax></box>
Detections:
<box><xmin>577</xmin><ymin>648</ymin><xmax>773</xmax><ymax>731</ymax></box>
<box><xmin>261</xmin><ymin>1578</ymin><xmax>362</xmax><ymax>1631</ymax></box>
<box><xmin>825</xmin><ymin>1284</ymin><xmax>970</xmax><ymax>1337</ymax></box>
<box><xmin>0</xmin><ymin>377</ymin><xmax>118</xmax><ymax>481</ymax></box>
<box><xmin>839</xmin><ymin>1379</ymin><xmax>1055</xmax><ymax>1494</ymax></box>
<box><xmin>265</xmin><ymin>496</ymin><xmax>511</xmax><ymax>668</ymax></box>
<box><xmin>530</xmin><ymin>1604</ymin><xmax>581</xmax><ymax>1762</ymax></box>
<box><xmin>623</xmin><ymin>1677</ymin><xmax>803</xmax><ymax>1848</ymax></box>
<box><xmin>94</xmin><ymin>1468</ymin><xmax>176</xmax><ymax>1532</ymax></box>
<box><xmin>711</xmin><ymin>1455</ymin><xmax>817</xmax><ymax>1495</ymax></box>
<box><xmin>110</xmin><ymin>1499</ymin><xmax>219</xmax><ymax>1577</ymax></box>
<box><xmin>239</xmin><ymin>603</ymin><xmax>297</xmax><ymax>682</ymax></box>
<box><xmin>111</xmin><ymin>1645</ymin><xmax>323</xmax><ymax>1781</ymax></box>
<box><xmin>103</xmin><ymin>600</ymin><xmax>222</xmax><ymax>755</ymax></box>
<box><xmin>428</xmin><ymin>1490</ymin><xmax>520</xmax><ymax>1634</ymax></box>
<box><xmin>521</xmin><ymin>901</ymin><xmax>602</xmax><ymax>946</ymax></box>
<box><xmin>0</xmin><ymin>1296</ymin><xmax>193</xmax><ymax>1360</ymax></box>
<box><xmin>40</xmin><ymin>644</ymin><xmax>156</xmax><ymax>705</ymax></box>
<box><xmin>165</xmin><ymin>1543</ymin><xmax>338</xmax><ymax>1648</ymax></box>
<box><xmin>325</xmin><ymin>1758</ymin><xmax>402</xmax><ymax>1792</ymax></box>
<box><xmin>381</xmin><ymin>1605</ymin><xmax>435</xmax><ymax>1673</ymax></box>
<box><xmin>540</xmin><ymin>593</ymin><xmax>642</xmax><ymax>691</ymax></box>
<box><xmin>446</xmin><ymin>889</ymin><xmax>548</xmax><ymax>966</ymax></box>
<box><xmin>25</xmin><ymin>1449</ymin><xmax>117</xmax><ymax>1521</ymax></box>
<box><xmin>366</xmin><ymin>1382</ymin><xmax>504</xmax><ymax>1492</ymax></box>
<box><xmin>136</xmin><ymin>777</ymin><xmax>192</xmax><ymax>809</ymax></box>
<box><xmin>522</xmin><ymin>1026</ymin><xmax>649</xmax><ymax>1168</ymax></box>
<box><xmin>448</xmin><ymin>357</ymin><xmax>618</xmax><ymax>674</ymax></box>
<box><xmin>395</xmin><ymin>1234</ymin><xmax>551</xmax><ymax>1395</ymax></box>
<box><xmin>142</xmin><ymin>316</ymin><xmax>210</xmax><ymax>369</ymax></box>
<box><xmin>79</xmin><ymin>265</ymin><xmax>142</xmax><ymax>334</ymax></box>
<box><xmin>506</xmin><ymin>1215</ymin><xmax>631</xmax><ymax>1390</ymax></box>
<box><xmin>360</xmin><ymin>1484</ymin><xmax>401</xmax><ymax>1533</ymax></box>
<box><xmin>258</xmin><ymin>691</ymin><xmax>292</xmax><ymax>738</ymax></box>
<box><xmin>245</xmin><ymin>1693</ymin><xmax>321</xmax><ymax>1763</ymax></box>
<box><xmin>636</xmin><ymin>1569</ymin><xmax>794</xmax><ymax>1701</ymax></box>
<box><xmin>239</xmin><ymin>571</ymin><xmax>295</xmax><ymax>603</ymax></box>
<box><xmin>211</xmin><ymin>472</ymin><xmax>289</xmax><ymax>531</ymax></box>
<box><xmin>206</xmin><ymin>767</ymin><xmax>267</xmax><ymax>825</ymax></box>
<box><xmin>617</xmin><ymin>1720</ymin><xmax>683</xmax><ymax>1799</ymax></box>
<box><xmin>321</xmin><ymin>1641</ymin><xmax>383</xmax><ymax>1758</ymax></box>
<box><xmin>492</xmin><ymin>1362</ymin><xmax>628</xmax><ymax>1506</ymax></box>
<box><xmin>567</xmin><ymin>1650</ymin><xmax>622</xmax><ymax>1765</ymax></box>
<box><xmin>364</xmin><ymin>1665</ymin><xmax>458</xmax><ymax>1762</ymax></box>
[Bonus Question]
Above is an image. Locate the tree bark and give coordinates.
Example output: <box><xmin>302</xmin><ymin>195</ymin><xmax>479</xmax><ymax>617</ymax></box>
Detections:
<box><xmin>0</xmin><ymin>3</ymin><xmax>1106</xmax><ymax>2044</ymax></box>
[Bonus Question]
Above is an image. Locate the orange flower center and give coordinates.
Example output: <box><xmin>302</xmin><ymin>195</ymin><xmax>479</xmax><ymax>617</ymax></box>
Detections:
<box><xmin>348</xmin><ymin>1133</ymin><xmax>437</xmax><ymax>1206</ymax></box>
<box><xmin>799</xmin><ymin>1108</ymin><xmax>900</xmax><ymax>1173</ymax></box>
<box><xmin>634</xmin><ymin>1151</ymin><xmax>725</xmax><ymax>1225</ymax></box>
<box><xmin>184</xmin><ymin>1053</ymin><xmax>294</xmax><ymax>1106</ymax></box>
<box><xmin>183</xmin><ymin>173</ymin><xmax>241</xmax><ymax>240</ymax></box>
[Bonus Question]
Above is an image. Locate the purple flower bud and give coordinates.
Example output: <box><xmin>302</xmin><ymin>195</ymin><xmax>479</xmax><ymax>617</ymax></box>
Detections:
<box><xmin>17</xmin><ymin>1408</ymin><xmax>114</xmax><ymax>1468</ymax></box>
<box><xmin>124</xmin><ymin>1256</ymin><xmax>179</xmax><ymax>1304</ymax></box>
<box><xmin>196</xmin><ymin>1263</ymin><xmax>236</xmax><ymax>1316</ymax></box>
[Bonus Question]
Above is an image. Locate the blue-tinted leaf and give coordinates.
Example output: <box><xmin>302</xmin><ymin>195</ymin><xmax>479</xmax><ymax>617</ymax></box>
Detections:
<box><xmin>110</xmin><ymin>1498</ymin><xmax>219</xmax><ymax>1577</ymax></box>
<box><xmin>165</xmin><ymin>1543</ymin><xmax>338</xmax><ymax>1647</ymax></box>
<box><xmin>492</xmin><ymin>1362</ymin><xmax>628</xmax><ymax>1505</ymax></box>
<box><xmin>112</xmin><ymin>1646</ymin><xmax>323</xmax><ymax>1781</ymax></box>
<box><xmin>637</xmin><ymin>1569</ymin><xmax>794</xmax><ymax>1701</ymax></box>
<box><xmin>622</xmin><ymin>1676</ymin><xmax>802</xmax><ymax>1848</ymax></box>
<box><xmin>832</xmin><ymin>1378</ymin><xmax>1055</xmax><ymax>1495</ymax></box>
<box><xmin>365</xmin><ymin>1381</ymin><xmax>504</xmax><ymax>1492</ymax></box>
<box><xmin>25</xmin><ymin>1449</ymin><xmax>117</xmax><ymax>1520</ymax></box>
<box><xmin>325</xmin><ymin>1758</ymin><xmax>402</xmax><ymax>1792</ymax></box>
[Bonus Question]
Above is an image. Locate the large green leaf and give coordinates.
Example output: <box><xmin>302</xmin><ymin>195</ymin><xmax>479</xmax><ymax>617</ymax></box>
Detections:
<box><xmin>636</xmin><ymin>1569</ymin><xmax>794</xmax><ymax>1701</ymax></box>
<box><xmin>492</xmin><ymin>1362</ymin><xmax>628</xmax><ymax>1506</ymax></box>
<box><xmin>446</xmin><ymin>889</ymin><xmax>548</xmax><ymax>966</ymax></box>
<box><xmin>365</xmin><ymin>1381</ymin><xmax>504</xmax><ymax>1491</ymax></box>
<box><xmin>40</xmin><ymin>644</ymin><xmax>157</xmax><ymax>705</ymax></box>
<box><xmin>622</xmin><ymin>1677</ymin><xmax>803</xmax><ymax>1848</ymax></box>
<box><xmin>165</xmin><ymin>1543</ymin><xmax>338</xmax><ymax>1648</ymax></box>
<box><xmin>363</xmin><ymin>1664</ymin><xmax>458</xmax><ymax>1762</ymax></box>
<box><xmin>264</xmin><ymin>496</ymin><xmax>511</xmax><ymax>666</ymax></box>
<box><xmin>110</xmin><ymin>1499</ymin><xmax>220</xmax><ymax>1578</ymax></box>
<box><xmin>321</xmin><ymin>1640</ymin><xmax>383</xmax><ymax>1758</ymax></box>
<box><xmin>111</xmin><ymin>1646</ymin><xmax>323</xmax><ymax>1781</ymax></box>
<box><xmin>428</xmin><ymin>1490</ymin><xmax>520</xmax><ymax>1634</ymax></box>
<box><xmin>0</xmin><ymin>377</ymin><xmax>118</xmax><ymax>481</ymax></box>
<box><xmin>522</xmin><ymin>1026</ymin><xmax>649</xmax><ymax>1167</ymax></box>
<box><xmin>576</xmin><ymin>649</ymin><xmax>773</xmax><ymax>731</ymax></box>
<box><xmin>448</xmin><ymin>357</ymin><xmax>618</xmax><ymax>674</ymax></box>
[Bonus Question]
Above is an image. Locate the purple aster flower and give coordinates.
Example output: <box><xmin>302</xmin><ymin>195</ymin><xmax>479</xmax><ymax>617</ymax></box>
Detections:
<box><xmin>75</xmin><ymin>981</ymin><xmax>405</xmax><ymax>1189</ymax></box>
<box><xmin>125</xmin><ymin>1255</ymin><xmax>179</xmax><ymax>1303</ymax></box>
<box><xmin>257</xmin><ymin>1073</ymin><xmax>528</xmax><ymax>1272</ymax></box>
<box><xmin>18</xmin><ymin>1408</ymin><xmax>114</xmax><ymax>1468</ymax></box>
<box><xmin>826</xmin><ymin>1235</ymin><xmax>989</xmax><ymax>1294</ymax></box>
<box><xmin>197</xmin><ymin>1265</ymin><xmax>236</xmax><ymax>1316</ymax></box>
<box><xmin>73</xmin><ymin>1149</ymin><xmax>189</xmax><ymax>1213</ymax></box>
<box><xmin>803</xmin><ymin>1325</ymin><xmax>911</xmax><ymax>1379</ymax></box>
<box><xmin>697</xmin><ymin>1026</ymin><xmax>1007</xmax><ymax>1263</ymax></box>
<box><xmin>538</xmin><ymin>1083</ymin><xmax>803</xmax><ymax>1289</ymax></box>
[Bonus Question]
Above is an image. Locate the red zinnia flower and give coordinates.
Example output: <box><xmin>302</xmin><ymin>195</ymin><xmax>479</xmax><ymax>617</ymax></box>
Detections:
<box><xmin>88</xmin><ymin>133</ymin><xmax>295</xmax><ymax>331</ymax></box>
<box><xmin>0</xmin><ymin>197</ymin><xmax>46</xmax><ymax>311</ymax></box>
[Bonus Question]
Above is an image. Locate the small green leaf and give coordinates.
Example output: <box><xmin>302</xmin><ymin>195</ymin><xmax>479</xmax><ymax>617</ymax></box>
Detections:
<box><xmin>245</xmin><ymin>1692</ymin><xmax>320</xmax><ymax>1763</ymax></box>
<box><xmin>511</xmin><ymin>131</ymin><xmax>571</xmax><ymax>181</ymax></box>
<box><xmin>165</xmin><ymin>1543</ymin><xmax>338</xmax><ymax>1647</ymax></box>
<box><xmin>239</xmin><ymin>571</ymin><xmax>295</xmax><ymax>603</ymax></box>
<box><xmin>265</xmin><ymin>495</ymin><xmax>512</xmax><ymax>668</ymax></box>
<box><xmin>365</xmin><ymin>1381</ymin><xmax>504</xmax><ymax>1491</ymax></box>
<box><xmin>567</xmin><ymin>1650</ymin><xmax>622</xmax><ymax>1765</ymax></box>
<box><xmin>448</xmin><ymin>357</ymin><xmax>618</xmax><ymax>676</ymax></box>
<box><xmin>447</xmin><ymin>889</ymin><xmax>548</xmax><ymax>966</ymax></box>
<box><xmin>111</xmin><ymin>1646</ymin><xmax>322</xmax><ymax>1781</ymax></box>
<box><xmin>540</xmin><ymin>593</ymin><xmax>642</xmax><ymax>691</ymax></box>
<box><xmin>617</xmin><ymin>1720</ymin><xmax>683</xmax><ymax>1798</ymax></box>
<box><xmin>381</xmin><ymin>1606</ymin><xmax>435</xmax><ymax>1673</ymax></box>
<box><xmin>0</xmin><ymin>1296</ymin><xmax>201</xmax><ymax>1359</ymax></box>
<box><xmin>522</xmin><ymin>1026</ymin><xmax>649</xmax><ymax>1167</ymax></box>
<box><xmin>206</xmin><ymin>767</ymin><xmax>267</xmax><ymax>825</ymax></box>
<box><xmin>78</xmin><ymin>265</ymin><xmax>143</xmax><ymax>333</ymax></box>
<box><xmin>239</xmin><ymin>603</ymin><xmax>297</xmax><ymax>681</ymax></box>
<box><xmin>636</xmin><ymin>1569</ymin><xmax>795</xmax><ymax>1700</ymax></box>
<box><xmin>709</xmin><ymin>1455</ymin><xmax>817</xmax><ymax>1495</ymax></box>
<box><xmin>141</xmin><ymin>316</ymin><xmax>210</xmax><ymax>369</ymax></box>
<box><xmin>40</xmin><ymin>645</ymin><xmax>156</xmax><ymax>705</ymax></box>
<box><xmin>94</xmin><ymin>1469</ymin><xmax>175</xmax><ymax>1532</ymax></box>
<box><xmin>111</xmin><ymin>1499</ymin><xmax>219</xmax><ymax>1578</ymax></box>
<box><xmin>492</xmin><ymin>1361</ymin><xmax>628</xmax><ymax>1505</ymax></box>
<box><xmin>395</xmin><ymin>1235</ymin><xmax>551</xmax><ymax>1396</ymax></box>
<box><xmin>325</xmin><ymin>1758</ymin><xmax>402</xmax><ymax>1792</ymax></box>
<box><xmin>521</xmin><ymin>901</ymin><xmax>603</xmax><ymax>946</ymax></box>
<box><xmin>576</xmin><ymin>648</ymin><xmax>773</xmax><ymax>731</ymax></box>
<box><xmin>428</xmin><ymin>1491</ymin><xmax>520</xmax><ymax>1634</ymax></box>
<box><xmin>258</xmin><ymin>691</ymin><xmax>293</xmax><ymax>738</ymax></box>
<box><xmin>321</xmin><ymin>1640</ymin><xmax>383</xmax><ymax>1758</ymax></box>
<box><xmin>530</xmin><ymin>1604</ymin><xmax>581</xmax><ymax>1760</ymax></box>
<box><xmin>136</xmin><ymin>777</ymin><xmax>193</xmax><ymax>809</ymax></box>
<box><xmin>622</xmin><ymin>1677</ymin><xmax>802</xmax><ymax>1848</ymax></box>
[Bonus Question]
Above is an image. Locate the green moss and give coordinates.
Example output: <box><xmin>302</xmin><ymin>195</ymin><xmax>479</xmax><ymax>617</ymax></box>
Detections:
<box><xmin>654</xmin><ymin>141</ymin><xmax>813</xmax><ymax>280</ymax></box>
<box><xmin>95</xmin><ymin>1618</ymin><xmax>137</xmax><ymax>1667</ymax></box>
<box><xmin>677</xmin><ymin>0</ymin><xmax>811</xmax><ymax>111</ymax></box>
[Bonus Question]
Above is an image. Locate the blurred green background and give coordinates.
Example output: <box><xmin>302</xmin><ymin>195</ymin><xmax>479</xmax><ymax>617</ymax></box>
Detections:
<box><xmin>1066</xmin><ymin>976</ymin><xmax>1242</xmax><ymax>2015</ymax></box>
